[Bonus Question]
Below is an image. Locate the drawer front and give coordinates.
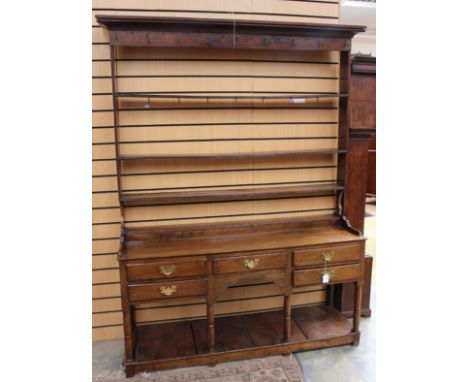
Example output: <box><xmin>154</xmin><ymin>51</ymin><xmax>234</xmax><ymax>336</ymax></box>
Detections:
<box><xmin>128</xmin><ymin>279</ymin><xmax>207</xmax><ymax>302</ymax></box>
<box><xmin>213</xmin><ymin>252</ymin><xmax>288</xmax><ymax>274</ymax></box>
<box><xmin>126</xmin><ymin>259</ymin><xmax>206</xmax><ymax>282</ymax></box>
<box><xmin>294</xmin><ymin>243</ymin><xmax>362</xmax><ymax>268</ymax></box>
<box><xmin>293</xmin><ymin>264</ymin><xmax>361</xmax><ymax>286</ymax></box>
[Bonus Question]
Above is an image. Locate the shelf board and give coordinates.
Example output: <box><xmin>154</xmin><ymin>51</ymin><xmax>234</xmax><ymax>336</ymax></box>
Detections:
<box><xmin>120</xmin><ymin>183</ymin><xmax>345</xmax><ymax>207</ymax></box>
<box><xmin>118</xmin><ymin>149</ymin><xmax>346</xmax><ymax>161</ymax></box>
<box><xmin>132</xmin><ymin>305</ymin><xmax>353</xmax><ymax>363</ymax></box>
<box><xmin>116</xmin><ymin>92</ymin><xmax>348</xmax><ymax>101</ymax></box>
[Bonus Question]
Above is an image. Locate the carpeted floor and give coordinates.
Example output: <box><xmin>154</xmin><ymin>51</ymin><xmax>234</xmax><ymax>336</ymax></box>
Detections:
<box><xmin>93</xmin><ymin>354</ymin><xmax>306</xmax><ymax>382</ymax></box>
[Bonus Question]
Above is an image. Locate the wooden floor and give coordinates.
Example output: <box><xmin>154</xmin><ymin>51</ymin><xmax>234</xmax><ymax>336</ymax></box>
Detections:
<box><xmin>134</xmin><ymin>305</ymin><xmax>352</xmax><ymax>362</ymax></box>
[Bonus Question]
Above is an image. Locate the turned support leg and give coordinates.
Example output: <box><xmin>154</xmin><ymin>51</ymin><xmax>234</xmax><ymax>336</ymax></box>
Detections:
<box><xmin>353</xmin><ymin>281</ymin><xmax>363</xmax><ymax>346</ymax></box>
<box><xmin>119</xmin><ymin>274</ymin><xmax>134</xmax><ymax>362</ymax></box>
<box><xmin>283</xmin><ymin>295</ymin><xmax>292</xmax><ymax>342</ymax></box>
<box><xmin>121</xmin><ymin>304</ymin><xmax>136</xmax><ymax>363</ymax></box>
<box><xmin>207</xmin><ymin>302</ymin><xmax>215</xmax><ymax>352</ymax></box>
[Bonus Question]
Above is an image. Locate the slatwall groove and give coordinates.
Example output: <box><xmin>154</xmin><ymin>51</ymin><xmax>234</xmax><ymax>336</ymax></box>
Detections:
<box><xmin>120</xmin><ymin>195</ymin><xmax>337</xmax><ymax>208</ymax></box>
<box><xmin>91</xmin><ymin>8</ymin><xmax>338</xmax><ymax>16</ymax></box>
<box><xmin>110</xmin><ymin>137</ymin><xmax>337</xmax><ymax>143</ymax></box>
<box><xmin>99</xmin><ymin>75</ymin><xmax>339</xmax><ymax>80</ymax></box>
<box><xmin>108</xmin><ymin>79</ymin><xmax>338</xmax><ymax>94</ymax></box>
<box><xmin>103</xmin><ymin>57</ymin><xmax>339</xmax><ymax>62</ymax></box>
<box><xmin>123</xmin><ymin>208</ymin><xmax>335</xmax><ymax>225</ymax></box>
<box><xmin>96</xmin><ymin>58</ymin><xmax>339</xmax><ymax>65</ymax></box>
<box><xmin>96</xmin><ymin>121</ymin><xmax>338</xmax><ymax>126</ymax></box>
<box><xmin>93</xmin><ymin>245</ymin><xmax>119</xmax><ymax>254</ymax></box>
<box><xmin>118</xmin><ymin>180</ymin><xmax>339</xmax><ymax>193</ymax></box>
<box><xmin>93</xmin><ymin>165</ymin><xmax>337</xmax><ymax>178</ymax></box>
<box><xmin>91</xmin><ymin>11</ymin><xmax>338</xmax><ymax>26</ymax></box>
<box><xmin>94</xmin><ymin>296</ymin><xmax>121</xmax><ymax>301</ymax></box>
<box><xmin>93</xmin><ymin>281</ymin><xmax>120</xmax><ymax>286</ymax></box>
<box><xmin>92</xmin><ymin>0</ymin><xmax>340</xmax><ymax>341</ymax></box>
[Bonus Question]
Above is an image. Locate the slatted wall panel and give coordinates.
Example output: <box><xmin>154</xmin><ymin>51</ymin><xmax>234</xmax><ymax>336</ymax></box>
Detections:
<box><xmin>93</xmin><ymin>0</ymin><xmax>341</xmax><ymax>341</ymax></box>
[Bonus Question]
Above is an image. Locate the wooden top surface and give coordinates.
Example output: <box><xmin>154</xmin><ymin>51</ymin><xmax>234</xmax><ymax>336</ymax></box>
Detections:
<box><xmin>96</xmin><ymin>15</ymin><xmax>365</xmax><ymax>50</ymax></box>
<box><xmin>96</xmin><ymin>15</ymin><xmax>366</xmax><ymax>37</ymax></box>
<box><xmin>121</xmin><ymin>217</ymin><xmax>363</xmax><ymax>260</ymax></box>
<box><xmin>351</xmin><ymin>54</ymin><xmax>376</xmax><ymax>74</ymax></box>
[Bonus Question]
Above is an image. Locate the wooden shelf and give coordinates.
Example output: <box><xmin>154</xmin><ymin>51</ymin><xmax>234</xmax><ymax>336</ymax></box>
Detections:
<box><xmin>118</xmin><ymin>149</ymin><xmax>346</xmax><ymax>161</ymax></box>
<box><xmin>116</xmin><ymin>92</ymin><xmax>348</xmax><ymax>101</ymax></box>
<box><xmin>120</xmin><ymin>183</ymin><xmax>345</xmax><ymax>207</ymax></box>
<box><xmin>130</xmin><ymin>306</ymin><xmax>354</xmax><ymax>370</ymax></box>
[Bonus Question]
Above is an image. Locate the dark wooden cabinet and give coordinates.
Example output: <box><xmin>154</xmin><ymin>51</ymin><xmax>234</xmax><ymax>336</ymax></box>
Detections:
<box><xmin>349</xmin><ymin>56</ymin><xmax>376</xmax><ymax>131</ymax></box>
<box><xmin>337</xmin><ymin>55</ymin><xmax>376</xmax><ymax>317</ymax></box>
<box><xmin>97</xmin><ymin>15</ymin><xmax>367</xmax><ymax>377</ymax></box>
<box><xmin>350</xmin><ymin>54</ymin><xmax>376</xmax><ymax>197</ymax></box>
<box><xmin>368</xmin><ymin>134</ymin><xmax>376</xmax><ymax>196</ymax></box>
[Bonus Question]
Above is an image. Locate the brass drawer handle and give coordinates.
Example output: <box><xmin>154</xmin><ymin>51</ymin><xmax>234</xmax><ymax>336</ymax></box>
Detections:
<box><xmin>160</xmin><ymin>265</ymin><xmax>176</xmax><ymax>277</ymax></box>
<box><xmin>321</xmin><ymin>251</ymin><xmax>335</xmax><ymax>262</ymax></box>
<box><xmin>244</xmin><ymin>258</ymin><xmax>260</xmax><ymax>269</ymax></box>
<box><xmin>160</xmin><ymin>285</ymin><xmax>177</xmax><ymax>296</ymax></box>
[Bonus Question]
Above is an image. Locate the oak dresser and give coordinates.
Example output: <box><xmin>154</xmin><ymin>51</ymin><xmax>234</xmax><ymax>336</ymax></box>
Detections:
<box><xmin>97</xmin><ymin>15</ymin><xmax>366</xmax><ymax>377</ymax></box>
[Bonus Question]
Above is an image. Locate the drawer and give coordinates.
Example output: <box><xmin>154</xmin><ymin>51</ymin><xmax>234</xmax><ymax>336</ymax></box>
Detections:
<box><xmin>293</xmin><ymin>264</ymin><xmax>361</xmax><ymax>286</ymax></box>
<box><xmin>126</xmin><ymin>258</ymin><xmax>206</xmax><ymax>282</ymax></box>
<box><xmin>213</xmin><ymin>252</ymin><xmax>288</xmax><ymax>274</ymax></box>
<box><xmin>294</xmin><ymin>243</ymin><xmax>362</xmax><ymax>268</ymax></box>
<box><xmin>128</xmin><ymin>279</ymin><xmax>207</xmax><ymax>302</ymax></box>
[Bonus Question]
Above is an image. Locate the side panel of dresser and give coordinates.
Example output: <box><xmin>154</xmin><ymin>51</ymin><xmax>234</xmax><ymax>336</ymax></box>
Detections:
<box><xmin>338</xmin><ymin>55</ymin><xmax>376</xmax><ymax>317</ymax></box>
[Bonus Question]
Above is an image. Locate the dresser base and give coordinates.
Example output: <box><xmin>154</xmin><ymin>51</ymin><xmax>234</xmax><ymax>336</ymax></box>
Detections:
<box><xmin>124</xmin><ymin>305</ymin><xmax>358</xmax><ymax>377</ymax></box>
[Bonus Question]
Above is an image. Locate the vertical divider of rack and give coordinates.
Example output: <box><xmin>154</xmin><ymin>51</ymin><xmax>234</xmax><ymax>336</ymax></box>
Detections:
<box><xmin>109</xmin><ymin>45</ymin><xmax>125</xmax><ymax>232</ymax></box>
<box><xmin>336</xmin><ymin>50</ymin><xmax>351</xmax><ymax>215</ymax></box>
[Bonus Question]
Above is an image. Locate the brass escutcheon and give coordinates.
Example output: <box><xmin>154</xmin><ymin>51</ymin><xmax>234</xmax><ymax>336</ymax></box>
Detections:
<box><xmin>160</xmin><ymin>285</ymin><xmax>177</xmax><ymax>296</ymax></box>
<box><xmin>321</xmin><ymin>251</ymin><xmax>335</xmax><ymax>262</ymax></box>
<box><xmin>243</xmin><ymin>258</ymin><xmax>260</xmax><ymax>269</ymax></box>
<box><xmin>160</xmin><ymin>265</ymin><xmax>176</xmax><ymax>276</ymax></box>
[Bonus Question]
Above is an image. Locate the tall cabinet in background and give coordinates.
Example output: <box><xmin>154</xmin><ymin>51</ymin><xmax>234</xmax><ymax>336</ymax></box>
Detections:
<box><xmin>334</xmin><ymin>54</ymin><xmax>376</xmax><ymax>317</ymax></box>
<box><xmin>351</xmin><ymin>55</ymin><xmax>376</xmax><ymax>198</ymax></box>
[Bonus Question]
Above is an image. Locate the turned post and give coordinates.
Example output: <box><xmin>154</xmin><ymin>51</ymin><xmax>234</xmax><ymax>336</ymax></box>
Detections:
<box><xmin>283</xmin><ymin>295</ymin><xmax>292</xmax><ymax>341</ymax></box>
<box><xmin>352</xmin><ymin>281</ymin><xmax>363</xmax><ymax>345</ymax></box>
<box><xmin>207</xmin><ymin>303</ymin><xmax>215</xmax><ymax>352</ymax></box>
<box><xmin>207</xmin><ymin>258</ymin><xmax>215</xmax><ymax>352</ymax></box>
